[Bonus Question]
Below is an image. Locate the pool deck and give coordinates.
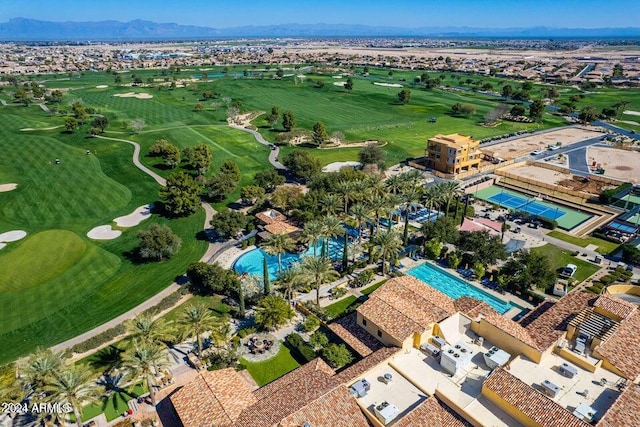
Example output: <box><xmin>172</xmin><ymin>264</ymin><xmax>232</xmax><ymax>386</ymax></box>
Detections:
<box><xmin>407</xmin><ymin>260</ymin><xmax>535</xmax><ymax>314</ymax></box>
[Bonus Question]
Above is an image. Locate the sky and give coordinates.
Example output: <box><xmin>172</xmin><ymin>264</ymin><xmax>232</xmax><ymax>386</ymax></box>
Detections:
<box><xmin>0</xmin><ymin>0</ymin><xmax>638</xmax><ymax>29</ymax></box>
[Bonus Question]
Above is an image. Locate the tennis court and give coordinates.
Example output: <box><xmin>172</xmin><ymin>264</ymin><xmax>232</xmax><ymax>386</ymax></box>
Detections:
<box><xmin>474</xmin><ymin>186</ymin><xmax>592</xmax><ymax>230</ymax></box>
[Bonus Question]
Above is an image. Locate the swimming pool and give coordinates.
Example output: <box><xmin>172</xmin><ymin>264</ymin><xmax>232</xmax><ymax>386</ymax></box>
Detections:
<box><xmin>233</xmin><ymin>238</ymin><xmax>343</xmax><ymax>281</ymax></box>
<box><xmin>407</xmin><ymin>263</ymin><xmax>514</xmax><ymax>315</ymax></box>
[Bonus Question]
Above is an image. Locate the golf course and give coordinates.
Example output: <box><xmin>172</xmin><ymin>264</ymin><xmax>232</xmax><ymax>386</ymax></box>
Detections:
<box><xmin>0</xmin><ymin>64</ymin><xmax>638</xmax><ymax>364</ymax></box>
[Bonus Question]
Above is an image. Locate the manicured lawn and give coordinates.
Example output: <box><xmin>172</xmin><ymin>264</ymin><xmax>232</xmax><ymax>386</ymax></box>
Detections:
<box><xmin>531</xmin><ymin>244</ymin><xmax>601</xmax><ymax>284</ymax></box>
<box><xmin>240</xmin><ymin>344</ymin><xmax>300</xmax><ymax>386</ymax></box>
<box><xmin>161</xmin><ymin>295</ymin><xmax>231</xmax><ymax>323</ymax></box>
<box><xmin>547</xmin><ymin>231</ymin><xmax>619</xmax><ymax>254</ymax></box>
<box><xmin>360</xmin><ymin>280</ymin><xmax>387</xmax><ymax>296</ymax></box>
<box><xmin>325</xmin><ymin>295</ymin><xmax>358</xmax><ymax>319</ymax></box>
<box><xmin>80</xmin><ymin>383</ymin><xmax>147</xmax><ymax>422</ymax></box>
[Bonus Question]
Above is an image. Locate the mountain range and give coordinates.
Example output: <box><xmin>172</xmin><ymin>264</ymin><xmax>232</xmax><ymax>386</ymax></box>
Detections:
<box><xmin>1</xmin><ymin>18</ymin><xmax>639</xmax><ymax>40</ymax></box>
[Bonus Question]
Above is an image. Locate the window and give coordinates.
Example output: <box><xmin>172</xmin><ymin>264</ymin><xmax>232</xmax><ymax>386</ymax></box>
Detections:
<box><xmin>377</xmin><ymin>329</ymin><xmax>382</xmax><ymax>338</ymax></box>
<box><xmin>362</xmin><ymin>318</ymin><xmax>367</xmax><ymax>326</ymax></box>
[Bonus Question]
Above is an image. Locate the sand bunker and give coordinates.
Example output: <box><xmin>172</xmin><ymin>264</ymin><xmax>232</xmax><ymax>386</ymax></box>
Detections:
<box><xmin>0</xmin><ymin>243</ymin><xmax>5</xmax><ymax>250</ymax></box>
<box><xmin>87</xmin><ymin>225</ymin><xmax>122</xmax><ymax>240</ymax></box>
<box><xmin>332</xmin><ymin>76</ymin><xmax>343</xmax><ymax>79</ymax></box>
<box><xmin>114</xmin><ymin>204</ymin><xmax>153</xmax><ymax>227</ymax></box>
<box><xmin>20</xmin><ymin>125</ymin><xmax>63</xmax><ymax>132</ymax></box>
<box><xmin>623</xmin><ymin>110</ymin><xmax>640</xmax><ymax>117</ymax></box>
<box><xmin>322</xmin><ymin>161</ymin><xmax>362</xmax><ymax>173</ymax></box>
<box><xmin>0</xmin><ymin>230</ymin><xmax>27</xmax><ymax>243</ymax></box>
<box><xmin>96</xmin><ymin>85</ymin><xmax>109</xmax><ymax>89</ymax></box>
<box><xmin>374</xmin><ymin>82</ymin><xmax>403</xmax><ymax>88</ymax></box>
<box><xmin>113</xmin><ymin>92</ymin><xmax>154</xmax><ymax>99</ymax></box>
<box><xmin>333</xmin><ymin>81</ymin><xmax>347</xmax><ymax>86</ymax></box>
<box><xmin>0</xmin><ymin>183</ymin><xmax>18</xmax><ymax>192</ymax></box>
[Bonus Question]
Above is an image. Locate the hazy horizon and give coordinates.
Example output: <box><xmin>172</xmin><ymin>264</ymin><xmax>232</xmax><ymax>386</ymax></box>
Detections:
<box><xmin>1</xmin><ymin>0</ymin><xmax>638</xmax><ymax>29</ymax></box>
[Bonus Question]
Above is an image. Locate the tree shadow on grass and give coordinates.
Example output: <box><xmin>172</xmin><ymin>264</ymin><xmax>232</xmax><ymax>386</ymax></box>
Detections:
<box><xmin>88</xmin><ymin>345</ymin><xmax>125</xmax><ymax>374</ymax></box>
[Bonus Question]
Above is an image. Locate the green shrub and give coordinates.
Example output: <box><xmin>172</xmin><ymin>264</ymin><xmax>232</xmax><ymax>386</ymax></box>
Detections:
<box><xmin>69</xmin><ymin>324</ymin><xmax>126</xmax><ymax>354</ymax></box>
<box><xmin>301</xmin><ymin>302</ymin><xmax>330</xmax><ymax>322</ymax></box>
<box><xmin>599</xmin><ymin>182</ymin><xmax>632</xmax><ymax>204</ymax></box>
<box><xmin>330</xmin><ymin>286</ymin><xmax>347</xmax><ymax>299</ymax></box>
<box><xmin>301</xmin><ymin>316</ymin><xmax>320</xmax><ymax>333</ymax></box>
<box><xmin>237</xmin><ymin>326</ymin><xmax>257</xmax><ymax>338</ymax></box>
<box><xmin>286</xmin><ymin>333</ymin><xmax>317</xmax><ymax>362</ymax></box>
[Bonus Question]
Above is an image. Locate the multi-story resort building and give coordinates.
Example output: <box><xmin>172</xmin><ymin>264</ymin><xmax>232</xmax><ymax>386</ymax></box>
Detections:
<box><xmin>170</xmin><ymin>275</ymin><xmax>640</xmax><ymax>427</ymax></box>
<box><xmin>425</xmin><ymin>133</ymin><xmax>483</xmax><ymax>176</ymax></box>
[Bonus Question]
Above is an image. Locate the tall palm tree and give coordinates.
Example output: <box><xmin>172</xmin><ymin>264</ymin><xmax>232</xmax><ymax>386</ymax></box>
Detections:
<box><xmin>398</xmin><ymin>169</ymin><xmax>423</xmax><ymax>190</ymax></box>
<box><xmin>261</xmin><ymin>233</ymin><xmax>295</xmax><ymax>274</ymax></box>
<box><xmin>276</xmin><ymin>265</ymin><xmax>304</xmax><ymax>301</ymax></box>
<box><xmin>371</xmin><ymin>229</ymin><xmax>403</xmax><ymax>275</ymax></box>
<box><xmin>401</xmin><ymin>187</ymin><xmax>422</xmax><ymax>245</ymax></box>
<box><xmin>300</xmin><ymin>256</ymin><xmax>339</xmax><ymax>305</ymax></box>
<box><xmin>385</xmin><ymin>174</ymin><xmax>405</xmax><ymax>195</ymax></box>
<box><xmin>422</xmin><ymin>185</ymin><xmax>443</xmax><ymax>214</ymax></box>
<box><xmin>125</xmin><ymin>314</ymin><xmax>176</xmax><ymax>347</ymax></box>
<box><xmin>177</xmin><ymin>304</ymin><xmax>223</xmax><ymax>357</ymax></box>
<box><xmin>302</xmin><ymin>220</ymin><xmax>324</xmax><ymax>257</ymax></box>
<box><xmin>18</xmin><ymin>347</ymin><xmax>62</xmax><ymax>393</ymax></box>
<box><xmin>43</xmin><ymin>365</ymin><xmax>101</xmax><ymax>427</ymax></box>
<box><xmin>438</xmin><ymin>181</ymin><xmax>461</xmax><ymax>217</ymax></box>
<box><xmin>122</xmin><ymin>341</ymin><xmax>170</xmax><ymax>407</ymax></box>
<box><xmin>349</xmin><ymin>203</ymin><xmax>370</xmax><ymax>244</ymax></box>
<box><xmin>320</xmin><ymin>193</ymin><xmax>342</xmax><ymax>216</ymax></box>
<box><xmin>365</xmin><ymin>175</ymin><xmax>386</xmax><ymax>201</ymax></box>
<box><xmin>369</xmin><ymin>196</ymin><xmax>388</xmax><ymax>236</ymax></box>
<box><xmin>335</xmin><ymin>180</ymin><xmax>356</xmax><ymax>214</ymax></box>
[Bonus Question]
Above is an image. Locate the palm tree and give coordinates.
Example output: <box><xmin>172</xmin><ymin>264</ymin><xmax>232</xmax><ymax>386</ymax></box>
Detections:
<box><xmin>386</xmin><ymin>174</ymin><xmax>405</xmax><ymax>195</ymax></box>
<box><xmin>43</xmin><ymin>365</ymin><xmax>101</xmax><ymax>427</ymax></box>
<box><xmin>177</xmin><ymin>304</ymin><xmax>223</xmax><ymax>357</ymax></box>
<box><xmin>276</xmin><ymin>265</ymin><xmax>304</xmax><ymax>301</ymax></box>
<box><xmin>349</xmin><ymin>203</ymin><xmax>370</xmax><ymax>244</ymax></box>
<box><xmin>125</xmin><ymin>314</ymin><xmax>176</xmax><ymax>347</ymax></box>
<box><xmin>122</xmin><ymin>341</ymin><xmax>169</xmax><ymax>407</ymax></box>
<box><xmin>398</xmin><ymin>169</ymin><xmax>423</xmax><ymax>190</ymax></box>
<box><xmin>261</xmin><ymin>233</ymin><xmax>295</xmax><ymax>274</ymax></box>
<box><xmin>300</xmin><ymin>256</ymin><xmax>339</xmax><ymax>305</ymax></box>
<box><xmin>369</xmin><ymin>196</ymin><xmax>388</xmax><ymax>235</ymax></box>
<box><xmin>437</xmin><ymin>181</ymin><xmax>460</xmax><ymax>217</ymax></box>
<box><xmin>320</xmin><ymin>193</ymin><xmax>342</xmax><ymax>216</ymax></box>
<box><xmin>335</xmin><ymin>180</ymin><xmax>356</xmax><ymax>214</ymax></box>
<box><xmin>422</xmin><ymin>185</ymin><xmax>443</xmax><ymax>214</ymax></box>
<box><xmin>302</xmin><ymin>220</ymin><xmax>324</xmax><ymax>257</ymax></box>
<box><xmin>401</xmin><ymin>187</ymin><xmax>422</xmax><ymax>245</ymax></box>
<box><xmin>254</xmin><ymin>295</ymin><xmax>295</xmax><ymax>330</ymax></box>
<box><xmin>371</xmin><ymin>229</ymin><xmax>403</xmax><ymax>275</ymax></box>
<box><xmin>18</xmin><ymin>347</ymin><xmax>62</xmax><ymax>393</ymax></box>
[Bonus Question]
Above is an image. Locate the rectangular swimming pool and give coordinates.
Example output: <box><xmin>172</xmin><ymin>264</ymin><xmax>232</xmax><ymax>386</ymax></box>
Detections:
<box><xmin>407</xmin><ymin>263</ymin><xmax>515</xmax><ymax>315</ymax></box>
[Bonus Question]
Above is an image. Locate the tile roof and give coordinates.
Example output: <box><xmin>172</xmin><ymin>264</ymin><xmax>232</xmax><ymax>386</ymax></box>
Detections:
<box><xmin>279</xmin><ymin>385</ymin><xmax>370</xmax><ymax>427</ymax></box>
<box><xmin>453</xmin><ymin>296</ymin><xmax>486</xmax><ymax>317</ymax></box>
<box><xmin>594</xmin><ymin>294</ymin><xmax>637</xmax><ymax>320</ymax></box>
<box><xmin>255</xmin><ymin>209</ymin><xmax>286</xmax><ymax>224</ymax></box>
<box><xmin>473</xmin><ymin>304</ymin><xmax>541</xmax><ymax>350</ymax></box>
<box><xmin>595</xmin><ymin>310</ymin><xmax>640</xmax><ymax>381</ymax></box>
<box><xmin>394</xmin><ymin>396</ymin><xmax>472</xmax><ymax>427</ymax></box>
<box><xmin>233</xmin><ymin>369</ymin><xmax>337</xmax><ymax>427</ymax></box>
<box><xmin>328</xmin><ymin>312</ymin><xmax>383</xmax><ymax>357</ymax></box>
<box><xmin>483</xmin><ymin>368</ymin><xmax>591</xmax><ymax>427</ymax></box>
<box><xmin>253</xmin><ymin>358</ymin><xmax>335</xmax><ymax>401</ymax></box>
<box><xmin>597</xmin><ymin>383</ymin><xmax>640</xmax><ymax>427</ymax></box>
<box><xmin>519</xmin><ymin>291</ymin><xmax>596</xmax><ymax>351</ymax></box>
<box><xmin>357</xmin><ymin>275</ymin><xmax>455</xmax><ymax>342</ymax></box>
<box><xmin>264</xmin><ymin>221</ymin><xmax>300</xmax><ymax>235</ymax></box>
<box><xmin>459</xmin><ymin>218</ymin><xmax>500</xmax><ymax>236</ymax></box>
<box><xmin>334</xmin><ymin>346</ymin><xmax>401</xmax><ymax>385</ymax></box>
<box><xmin>170</xmin><ymin>368</ymin><xmax>256</xmax><ymax>427</ymax></box>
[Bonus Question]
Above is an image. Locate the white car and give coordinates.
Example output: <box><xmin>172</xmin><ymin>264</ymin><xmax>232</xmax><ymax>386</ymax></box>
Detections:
<box><xmin>531</xmin><ymin>150</ymin><xmax>543</xmax><ymax>155</ymax></box>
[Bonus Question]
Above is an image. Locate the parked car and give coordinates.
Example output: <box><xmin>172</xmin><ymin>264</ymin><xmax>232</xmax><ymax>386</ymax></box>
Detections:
<box><xmin>559</xmin><ymin>264</ymin><xmax>577</xmax><ymax>278</ymax></box>
<box><xmin>531</xmin><ymin>150</ymin><xmax>543</xmax><ymax>155</ymax></box>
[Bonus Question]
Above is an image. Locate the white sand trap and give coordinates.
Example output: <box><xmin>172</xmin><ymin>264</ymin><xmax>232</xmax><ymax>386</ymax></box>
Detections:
<box><xmin>623</xmin><ymin>110</ymin><xmax>640</xmax><ymax>116</ymax></box>
<box><xmin>332</xmin><ymin>76</ymin><xmax>343</xmax><ymax>79</ymax></box>
<box><xmin>0</xmin><ymin>230</ymin><xmax>27</xmax><ymax>242</ymax></box>
<box><xmin>113</xmin><ymin>92</ymin><xmax>154</xmax><ymax>99</ymax></box>
<box><xmin>114</xmin><ymin>204</ymin><xmax>153</xmax><ymax>227</ymax></box>
<box><xmin>87</xmin><ymin>225</ymin><xmax>121</xmax><ymax>240</ymax></box>
<box><xmin>20</xmin><ymin>125</ymin><xmax>63</xmax><ymax>132</ymax></box>
<box><xmin>96</xmin><ymin>85</ymin><xmax>109</xmax><ymax>89</ymax></box>
<box><xmin>0</xmin><ymin>183</ymin><xmax>18</xmax><ymax>192</ymax></box>
<box><xmin>620</xmin><ymin>120</ymin><xmax>640</xmax><ymax>126</ymax></box>
<box><xmin>373</xmin><ymin>82</ymin><xmax>403</xmax><ymax>88</ymax></box>
<box><xmin>333</xmin><ymin>81</ymin><xmax>347</xmax><ymax>86</ymax></box>
<box><xmin>0</xmin><ymin>243</ymin><xmax>5</xmax><ymax>250</ymax></box>
<box><xmin>322</xmin><ymin>161</ymin><xmax>361</xmax><ymax>173</ymax></box>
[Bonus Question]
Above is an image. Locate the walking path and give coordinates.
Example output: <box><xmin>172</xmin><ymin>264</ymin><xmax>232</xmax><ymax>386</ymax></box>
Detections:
<box><xmin>229</xmin><ymin>124</ymin><xmax>286</xmax><ymax>170</ymax></box>
<box><xmin>94</xmin><ymin>135</ymin><xmax>166</xmax><ymax>186</ymax></box>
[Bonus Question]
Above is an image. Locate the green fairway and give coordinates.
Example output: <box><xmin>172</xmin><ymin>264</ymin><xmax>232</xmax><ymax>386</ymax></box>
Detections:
<box><xmin>240</xmin><ymin>344</ymin><xmax>300</xmax><ymax>386</ymax></box>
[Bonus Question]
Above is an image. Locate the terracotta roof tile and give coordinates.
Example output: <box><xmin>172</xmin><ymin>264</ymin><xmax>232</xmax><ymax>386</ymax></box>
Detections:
<box><xmin>483</xmin><ymin>368</ymin><xmax>591</xmax><ymax>427</ymax></box>
<box><xmin>279</xmin><ymin>385</ymin><xmax>370</xmax><ymax>427</ymax></box>
<box><xmin>520</xmin><ymin>291</ymin><xmax>596</xmax><ymax>351</ymax></box>
<box><xmin>597</xmin><ymin>383</ymin><xmax>640</xmax><ymax>427</ymax></box>
<box><xmin>476</xmin><ymin>305</ymin><xmax>541</xmax><ymax>350</ymax></box>
<box><xmin>253</xmin><ymin>358</ymin><xmax>334</xmax><ymax>401</ymax></box>
<box><xmin>264</xmin><ymin>221</ymin><xmax>300</xmax><ymax>235</ymax></box>
<box><xmin>255</xmin><ymin>209</ymin><xmax>286</xmax><ymax>224</ymax></box>
<box><xmin>328</xmin><ymin>312</ymin><xmax>383</xmax><ymax>357</ymax></box>
<box><xmin>595</xmin><ymin>310</ymin><xmax>640</xmax><ymax>380</ymax></box>
<box><xmin>395</xmin><ymin>396</ymin><xmax>472</xmax><ymax>427</ymax></box>
<box><xmin>334</xmin><ymin>346</ymin><xmax>401</xmax><ymax>385</ymax></box>
<box><xmin>594</xmin><ymin>294</ymin><xmax>637</xmax><ymax>320</ymax></box>
<box><xmin>233</xmin><ymin>369</ymin><xmax>337</xmax><ymax>427</ymax></box>
<box><xmin>170</xmin><ymin>368</ymin><xmax>256</xmax><ymax>427</ymax></box>
<box><xmin>357</xmin><ymin>276</ymin><xmax>455</xmax><ymax>342</ymax></box>
<box><xmin>453</xmin><ymin>296</ymin><xmax>486</xmax><ymax>317</ymax></box>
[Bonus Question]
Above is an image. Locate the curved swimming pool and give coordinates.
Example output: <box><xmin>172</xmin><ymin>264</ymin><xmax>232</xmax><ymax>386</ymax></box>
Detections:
<box><xmin>233</xmin><ymin>238</ymin><xmax>344</xmax><ymax>281</ymax></box>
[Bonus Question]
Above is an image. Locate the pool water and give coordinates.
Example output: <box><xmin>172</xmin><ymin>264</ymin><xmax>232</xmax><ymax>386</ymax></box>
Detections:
<box><xmin>233</xmin><ymin>238</ymin><xmax>343</xmax><ymax>281</ymax></box>
<box><xmin>407</xmin><ymin>263</ymin><xmax>514</xmax><ymax>314</ymax></box>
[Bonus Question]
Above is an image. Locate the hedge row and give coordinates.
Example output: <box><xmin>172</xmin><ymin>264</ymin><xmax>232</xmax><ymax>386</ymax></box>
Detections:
<box><xmin>68</xmin><ymin>323</ymin><xmax>126</xmax><ymax>354</ymax></box>
<box><xmin>599</xmin><ymin>182</ymin><xmax>632</xmax><ymax>204</ymax></box>
<box><xmin>286</xmin><ymin>333</ymin><xmax>317</xmax><ymax>363</ymax></box>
